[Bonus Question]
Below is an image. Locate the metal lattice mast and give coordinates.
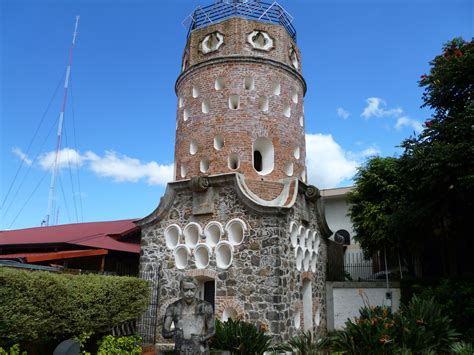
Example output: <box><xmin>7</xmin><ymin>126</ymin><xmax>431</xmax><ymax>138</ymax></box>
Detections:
<box><xmin>43</xmin><ymin>16</ymin><xmax>80</xmax><ymax>227</ymax></box>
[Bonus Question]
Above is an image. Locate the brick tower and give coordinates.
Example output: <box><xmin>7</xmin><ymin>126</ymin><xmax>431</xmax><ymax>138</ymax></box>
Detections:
<box><xmin>138</xmin><ymin>0</ymin><xmax>331</xmax><ymax>345</ymax></box>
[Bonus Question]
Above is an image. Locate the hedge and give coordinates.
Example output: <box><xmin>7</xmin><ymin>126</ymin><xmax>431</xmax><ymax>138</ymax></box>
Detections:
<box><xmin>0</xmin><ymin>268</ymin><xmax>150</xmax><ymax>346</ymax></box>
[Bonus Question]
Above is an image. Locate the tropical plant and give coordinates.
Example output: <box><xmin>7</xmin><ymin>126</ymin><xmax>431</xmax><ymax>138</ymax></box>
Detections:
<box><xmin>451</xmin><ymin>341</ymin><xmax>474</xmax><ymax>355</ymax></box>
<box><xmin>0</xmin><ymin>344</ymin><xmax>27</xmax><ymax>355</ymax></box>
<box><xmin>210</xmin><ymin>318</ymin><xmax>271</xmax><ymax>355</ymax></box>
<box><xmin>273</xmin><ymin>330</ymin><xmax>329</xmax><ymax>355</ymax></box>
<box><xmin>330</xmin><ymin>296</ymin><xmax>458</xmax><ymax>354</ymax></box>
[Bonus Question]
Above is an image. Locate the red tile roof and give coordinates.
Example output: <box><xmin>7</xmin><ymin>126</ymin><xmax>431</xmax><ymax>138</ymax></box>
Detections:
<box><xmin>0</xmin><ymin>219</ymin><xmax>140</xmax><ymax>253</ymax></box>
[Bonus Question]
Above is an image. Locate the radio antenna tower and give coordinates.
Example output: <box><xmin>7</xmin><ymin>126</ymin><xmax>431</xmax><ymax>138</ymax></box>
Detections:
<box><xmin>43</xmin><ymin>16</ymin><xmax>80</xmax><ymax>227</ymax></box>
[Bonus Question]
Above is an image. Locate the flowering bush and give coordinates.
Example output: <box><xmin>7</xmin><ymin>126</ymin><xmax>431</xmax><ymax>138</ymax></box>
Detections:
<box><xmin>330</xmin><ymin>296</ymin><xmax>458</xmax><ymax>354</ymax></box>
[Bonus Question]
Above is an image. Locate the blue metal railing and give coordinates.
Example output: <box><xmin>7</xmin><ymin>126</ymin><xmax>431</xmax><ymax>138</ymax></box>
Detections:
<box><xmin>184</xmin><ymin>0</ymin><xmax>296</xmax><ymax>42</ymax></box>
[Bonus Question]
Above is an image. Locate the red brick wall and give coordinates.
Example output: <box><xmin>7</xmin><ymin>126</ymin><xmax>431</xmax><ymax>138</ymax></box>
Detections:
<box><xmin>173</xmin><ymin>17</ymin><xmax>308</xmax><ymax>193</ymax></box>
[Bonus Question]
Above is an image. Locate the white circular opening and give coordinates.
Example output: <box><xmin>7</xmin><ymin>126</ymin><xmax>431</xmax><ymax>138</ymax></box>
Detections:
<box><xmin>165</xmin><ymin>224</ymin><xmax>181</xmax><ymax>250</ymax></box>
<box><xmin>200</xmin><ymin>157</ymin><xmax>210</xmax><ymax>173</ymax></box>
<box><xmin>183</xmin><ymin>222</ymin><xmax>202</xmax><ymax>248</ymax></box>
<box><xmin>214</xmin><ymin>135</ymin><xmax>224</xmax><ymax>150</ymax></box>
<box><xmin>283</xmin><ymin>104</ymin><xmax>291</xmax><ymax>118</ymax></box>
<box><xmin>215</xmin><ymin>241</ymin><xmax>234</xmax><ymax>269</ymax></box>
<box><xmin>299</xmin><ymin>115</ymin><xmax>304</xmax><ymax>127</ymax></box>
<box><xmin>225</xmin><ymin>218</ymin><xmax>246</xmax><ymax>245</ymax></box>
<box><xmin>180</xmin><ymin>164</ymin><xmax>187</xmax><ymax>178</ymax></box>
<box><xmin>194</xmin><ymin>243</ymin><xmax>211</xmax><ymax>269</ymax></box>
<box><xmin>174</xmin><ymin>244</ymin><xmax>191</xmax><ymax>270</ymax></box>
<box><xmin>284</xmin><ymin>161</ymin><xmax>293</xmax><ymax>176</ymax></box>
<box><xmin>190</xmin><ymin>140</ymin><xmax>198</xmax><ymax>155</ymax></box>
<box><xmin>204</xmin><ymin>221</ymin><xmax>223</xmax><ymax>247</ymax></box>
<box><xmin>215</xmin><ymin>77</ymin><xmax>224</xmax><ymax>90</ymax></box>
<box><xmin>222</xmin><ymin>307</ymin><xmax>238</xmax><ymax>321</ymax></box>
<box><xmin>292</xmin><ymin>91</ymin><xmax>298</xmax><ymax>104</ymax></box>
<box><xmin>311</xmin><ymin>251</ymin><xmax>318</xmax><ymax>272</ymax></box>
<box><xmin>294</xmin><ymin>146</ymin><xmax>300</xmax><ymax>159</ymax></box>
<box><xmin>303</xmin><ymin>249</ymin><xmax>311</xmax><ymax>271</ymax></box>
<box><xmin>202</xmin><ymin>99</ymin><xmax>210</xmax><ymax>114</ymax></box>
<box><xmin>295</xmin><ymin>246</ymin><xmax>303</xmax><ymax>271</ymax></box>
<box><xmin>183</xmin><ymin>108</ymin><xmax>190</xmax><ymax>121</ymax></box>
<box><xmin>178</xmin><ymin>97</ymin><xmax>183</xmax><ymax>108</ymax></box>
<box><xmin>192</xmin><ymin>86</ymin><xmax>200</xmax><ymax>98</ymax></box>
<box><xmin>294</xmin><ymin>310</ymin><xmax>301</xmax><ymax>329</ymax></box>
<box><xmin>289</xmin><ymin>221</ymin><xmax>298</xmax><ymax>248</ymax></box>
<box><xmin>228</xmin><ymin>153</ymin><xmax>240</xmax><ymax>170</ymax></box>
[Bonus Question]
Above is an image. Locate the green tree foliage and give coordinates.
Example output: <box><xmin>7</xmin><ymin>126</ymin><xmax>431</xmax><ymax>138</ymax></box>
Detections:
<box><xmin>348</xmin><ymin>156</ymin><xmax>404</xmax><ymax>256</ymax></box>
<box><xmin>0</xmin><ymin>268</ymin><xmax>150</xmax><ymax>348</ymax></box>
<box><xmin>349</xmin><ymin>38</ymin><xmax>473</xmax><ymax>275</ymax></box>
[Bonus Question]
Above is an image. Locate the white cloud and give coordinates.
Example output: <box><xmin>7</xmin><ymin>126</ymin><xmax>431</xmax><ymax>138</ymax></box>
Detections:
<box><xmin>395</xmin><ymin>116</ymin><xmax>423</xmax><ymax>133</ymax></box>
<box><xmin>12</xmin><ymin>147</ymin><xmax>32</xmax><ymax>166</ymax></box>
<box><xmin>36</xmin><ymin>148</ymin><xmax>173</xmax><ymax>186</ymax></box>
<box><xmin>337</xmin><ymin>107</ymin><xmax>350</xmax><ymax>119</ymax></box>
<box><xmin>305</xmin><ymin>133</ymin><xmax>358</xmax><ymax>188</ymax></box>
<box><xmin>38</xmin><ymin>148</ymin><xmax>84</xmax><ymax>170</ymax></box>
<box><xmin>360</xmin><ymin>146</ymin><xmax>381</xmax><ymax>157</ymax></box>
<box><xmin>361</xmin><ymin>97</ymin><xmax>403</xmax><ymax>119</ymax></box>
<box><xmin>86</xmin><ymin>151</ymin><xmax>173</xmax><ymax>186</ymax></box>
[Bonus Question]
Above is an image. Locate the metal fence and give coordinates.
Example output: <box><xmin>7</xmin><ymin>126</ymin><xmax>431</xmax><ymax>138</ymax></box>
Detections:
<box><xmin>184</xmin><ymin>0</ymin><xmax>297</xmax><ymax>41</ymax></box>
<box><xmin>137</xmin><ymin>268</ymin><xmax>161</xmax><ymax>345</ymax></box>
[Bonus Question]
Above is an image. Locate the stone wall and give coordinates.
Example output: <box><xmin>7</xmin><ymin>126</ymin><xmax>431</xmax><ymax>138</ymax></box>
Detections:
<box><xmin>138</xmin><ymin>176</ymin><xmax>329</xmax><ymax>344</ymax></box>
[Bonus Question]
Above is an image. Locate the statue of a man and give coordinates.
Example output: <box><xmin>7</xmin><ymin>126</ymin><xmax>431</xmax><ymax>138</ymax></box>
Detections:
<box><xmin>162</xmin><ymin>276</ymin><xmax>215</xmax><ymax>354</ymax></box>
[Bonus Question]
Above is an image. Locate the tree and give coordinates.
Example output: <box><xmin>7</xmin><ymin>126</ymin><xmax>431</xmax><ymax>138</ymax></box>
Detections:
<box><xmin>349</xmin><ymin>38</ymin><xmax>474</xmax><ymax>276</ymax></box>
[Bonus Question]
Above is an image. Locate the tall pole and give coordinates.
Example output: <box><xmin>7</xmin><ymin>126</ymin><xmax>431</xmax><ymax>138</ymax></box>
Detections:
<box><xmin>43</xmin><ymin>16</ymin><xmax>80</xmax><ymax>227</ymax></box>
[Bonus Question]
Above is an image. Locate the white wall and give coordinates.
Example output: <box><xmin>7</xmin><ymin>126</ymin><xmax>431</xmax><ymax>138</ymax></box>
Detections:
<box><xmin>326</xmin><ymin>282</ymin><xmax>401</xmax><ymax>331</ymax></box>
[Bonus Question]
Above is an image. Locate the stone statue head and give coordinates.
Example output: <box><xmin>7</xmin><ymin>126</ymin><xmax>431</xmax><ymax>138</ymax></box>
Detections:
<box><xmin>180</xmin><ymin>276</ymin><xmax>198</xmax><ymax>304</ymax></box>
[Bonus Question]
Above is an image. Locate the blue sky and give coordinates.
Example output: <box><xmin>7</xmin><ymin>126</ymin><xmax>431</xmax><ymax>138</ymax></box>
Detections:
<box><xmin>1</xmin><ymin>0</ymin><xmax>472</xmax><ymax>229</ymax></box>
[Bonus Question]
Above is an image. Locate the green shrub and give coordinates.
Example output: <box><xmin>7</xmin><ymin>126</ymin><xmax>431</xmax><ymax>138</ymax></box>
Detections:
<box><xmin>402</xmin><ymin>278</ymin><xmax>474</xmax><ymax>341</ymax></box>
<box><xmin>97</xmin><ymin>335</ymin><xmax>141</xmax><ymax>354</ymax></box>
<box><xmin>451</xmin><ymin>341</ymin><xmax>474</xmax><ymax>355</ymax></box>
<box><xmin>330</xmin><ymin>296</ymin><xmax>458</xmax><ymax>354</ymax></box>
<box><xmin>0</xmin><ymin>344</ymin><xmax>27</xmax><ymax>355</ymax></box>
<box><xmin>0</xmin><ymin>268</ymin><xmax>150</xmax><ymax>348</ymax></box>
<box><xmin>273</xmin><ymin>330</ymin><xmax>329</xmax><ymax>354</ymax></box>
<box><xmin>210</xmin><ymin>318</ymin><xmax>271</xmax><ymax>355</ymax></box>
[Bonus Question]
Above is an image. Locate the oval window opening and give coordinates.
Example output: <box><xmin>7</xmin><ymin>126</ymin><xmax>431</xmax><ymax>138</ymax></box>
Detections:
<box><xmin>200</xmin><ymin>157</ymin><xmax>210</xmax><ymax>173</ymax></box>
<box><xmin>190</xmin><ymin>140</ymin><xmax>198</xmax><ymax>155</ymax></box>
<box><xmin>283</xmin><ymin>104</ymin><xmax>291</xmax><ymax>118</ymax></box>
<box><xmin>272</xmin><ymin>81</ymin><xmax>281</xmax><ymax>96</ymax></box>
<box><xmin>202</xmin><ymin>99</ymin><xmax>210</xmax><ymax>114</ymax></box>
<box><xmin>229</xmin><ymin>95</ymin><xmax>240</xmax><ymax>110</ymax></box>
<box><xmin>214</xmin><ymin>135</ymin><xmax>224</xmax><ymax>150</ymax></box>
<box><xmin>183</xmin><ymin>108</ymin><xmax>190</xmax><ymax>121</ymax></box>
<box><xmin>244</xmin><ymin>76</ymin><xmax>255</xmax><ymax>90</ymax></box>
<box><xmin>180</xmin><ymin>164</ymin><xmax>187</xmax><ymax>178</ymax></box>
<box><xmin>215</xmin><ymin>77</ymin><xmax>224</xmax><ymax>90</ymax></box>
<box><xmin>228</xmin><ymin>153</ymin><xmax>240</xmax><ymax>170</ymax></box>
<box><xmin>252</xmin><ymin>137</ymin><xmax>274</xmax><ymax>175</ymax></box>
<box><xmin>294</xmin><ymin>146</ymin><xmax>300</xmax><ymax>159</ymax></box>
<box><xmin>284</xmin><ymin>161</ymin><xmax>294</xmax><ymax>176</ymax></box>
<box><xmin>192</xmin><ymin>86</ymin><xmax>200</xmax><ymax>98</ymax></box>
<box><xmin>258</xmin><ymin>96</ymin><xmax>269</xmax><ymax>112</ymax></box>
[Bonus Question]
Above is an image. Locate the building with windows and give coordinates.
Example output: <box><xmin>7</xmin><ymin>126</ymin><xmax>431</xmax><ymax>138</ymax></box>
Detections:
<box><xmin>137</xmin><ymin>0</ymin><xmax>331</xmax><ymax>343</ymax></box>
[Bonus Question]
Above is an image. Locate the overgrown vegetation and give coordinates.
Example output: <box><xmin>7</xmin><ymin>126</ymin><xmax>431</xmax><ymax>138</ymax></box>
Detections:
<box><xmin>272</xmin><ymin>330</ymin><xmax>329</xmax><ymax>354</ymax></box>
<box><xmin>0</xmin><ymin>268</ymin><xmax>150</xmax><ymax>351</ymax></box>
<box><xmin>210</xmin><ymin>318</ymin><xmax>272</xmax><ymax>354</ymax></box>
